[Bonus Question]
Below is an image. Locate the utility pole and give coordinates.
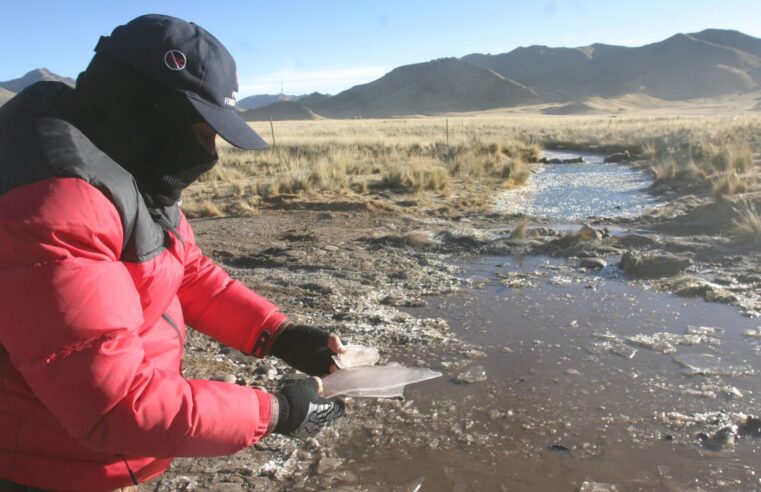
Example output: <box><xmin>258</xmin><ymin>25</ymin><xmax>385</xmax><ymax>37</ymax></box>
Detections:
<box><xmin>446</xmin><ymin>118</ymin><xmax>449</xmax><ymax>146</ymax></box>
<box><xmin>269</xmin><ymin>118</ymin><xmax>276</xmax><ymax>147</ymax></box>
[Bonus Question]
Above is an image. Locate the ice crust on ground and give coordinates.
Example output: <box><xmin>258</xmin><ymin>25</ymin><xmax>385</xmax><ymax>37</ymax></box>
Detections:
<box><xmin>674</xmin><ymin>353</ymin><xmax>754</xmax><ymax>377</ymax></box>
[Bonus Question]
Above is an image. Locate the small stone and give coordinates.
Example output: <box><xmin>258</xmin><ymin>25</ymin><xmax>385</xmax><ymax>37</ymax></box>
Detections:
<box><xmin>464</xmin><ymin>349</ymin><xmax>487</xmax><ymax>359</ymax></box>
<box><xmin>324</xmin><ymin>245</ymin><xmax>340</xmax><ymax>252</ymax></box>
<box><xmin>580</xmin><ymin>257</ymin><xmax>607</xmax><ymax>269</ymax></box>
<box><xmin>316</xmin><ymin>457</ymin><xmax>343</xmax><ymax>474</ymax></box>
<box><xmin>565</xmin><ymin>368</ymin><xmax>582</xmax><ymax>376</ymax></box>
<box><xmin>454</xmin><ymin>365</ymin><xmax>487</xmax><ymax>384</ymax></box>
<box><xmin>740</xmin><ymin>416</ymin><xmax>761</xmax><ymax>436</ymax></box>
<box><xmin>702</xmin><ymin>424</ymin><xmax>738</xmax><ymax>450</ymax></box>
<box><xmin>210</xmin><ymin>373</ymin><xmax>237</xmax><ymax>384</ymax></box>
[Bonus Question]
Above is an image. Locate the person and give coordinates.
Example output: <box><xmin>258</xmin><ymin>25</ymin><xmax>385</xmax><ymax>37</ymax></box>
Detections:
<box><xmin>0</xmin><ymin>14</ymin><xmax>345</xmax><ymax>491</ymax></box>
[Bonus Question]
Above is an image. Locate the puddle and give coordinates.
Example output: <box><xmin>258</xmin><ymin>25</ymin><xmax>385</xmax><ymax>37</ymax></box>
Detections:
<box><xmin>495</xmin><ymin>150</ymin><xmax>663</xmax><ymax>221</ymax></box>
<box><xmin>313</xmin><ymin>256</ymin><xmax>761</xmax><ymax>491</ymax></box>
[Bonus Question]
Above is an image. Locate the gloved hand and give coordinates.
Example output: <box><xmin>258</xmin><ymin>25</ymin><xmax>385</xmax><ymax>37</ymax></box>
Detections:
<box><xmin>272</xmin><ymin>378</ymin><xmax>345</xmax><ymax>438</ymax></box>
<box><xmin>269</xmin><ymin>323</ymin><xmax>342</xmax><ymax>376</ymax></box>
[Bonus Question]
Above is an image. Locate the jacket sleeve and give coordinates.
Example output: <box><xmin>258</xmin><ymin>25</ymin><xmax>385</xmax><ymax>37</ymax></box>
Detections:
<box><xmin>0</xmin><ymin>178</ymin><xmax>272</xmax><ymax>458</ymax></box>
<box><xmin>176</xmin><ymin>214</ymin><xmax>288</xmax><ymax>357</ymax></box>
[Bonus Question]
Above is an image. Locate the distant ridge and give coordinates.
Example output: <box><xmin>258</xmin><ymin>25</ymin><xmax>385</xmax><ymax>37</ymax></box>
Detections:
<box><xmin>0</xmin><ymin>68</ymin><xmax>75</xmax><ymax>94</ymax></box>
<box><xmin>311</xmin><ymin>58</ymin><xmax>538</xmax><ymax>117</ymax></box>
<box><xmin>237</xmin><ymin>93</ymin><xmax>299</xmax><ymax>111</ymax></box>
<box><xmin>242</xmin><ymin>100</ymin><xmax>322</xmax><ymax>121</ymax></box>
<box><xmin>462</xmin><ymin>29</ymin><xmax>761</xmax><ymax>101</ymax></box>
<box><xmin>5</xmin><ymin>29</ymin><xmax>761</xmax><ymax>117</ymax></box>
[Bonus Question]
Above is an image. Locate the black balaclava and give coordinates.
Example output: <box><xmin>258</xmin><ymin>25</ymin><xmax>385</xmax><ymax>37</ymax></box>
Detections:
<box><xmin>69</xmin><ymin>52</ymin><xmax>218</xmax><ymax>207</ymax></box>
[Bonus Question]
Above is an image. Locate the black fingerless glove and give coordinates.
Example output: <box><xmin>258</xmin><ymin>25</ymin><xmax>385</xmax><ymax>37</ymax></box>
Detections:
<box><xmin>269</xmin><ymin>323</ymin><xmax>335</xmax><ymax>376</ymax></box>
<box><xmin>273</xmin><ymin>378</ymin><xmax>345</xmax><ymax>438</ymax></box>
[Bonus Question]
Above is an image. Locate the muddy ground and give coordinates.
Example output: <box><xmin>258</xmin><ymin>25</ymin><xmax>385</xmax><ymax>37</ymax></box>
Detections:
<box><xmin>148</xmin><ymin>169</ymin><xmax>761</xmax><ymax>491</ymax></box>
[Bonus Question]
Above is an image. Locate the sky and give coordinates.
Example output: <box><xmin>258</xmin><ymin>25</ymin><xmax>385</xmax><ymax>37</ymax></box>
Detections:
<box><xmin>1</xmin><ymin>1</ymin><xmax>761</xmax><ymax>97</ymax></box>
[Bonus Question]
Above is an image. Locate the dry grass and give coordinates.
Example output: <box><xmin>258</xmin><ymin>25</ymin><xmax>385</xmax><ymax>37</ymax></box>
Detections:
<box><xmin>380</xmin><ymin>159</ymin><xmax>450</xmax><ymax>193</ymax></box>
<box><xmin>182</xmin><ymin>113</ymin><xmax>761</xmax><ymax>217</ymax></box>
<box><xmin>732</xmin><ymin>198</ymin><xmax>761</xmax><ymax>243</ymax></box>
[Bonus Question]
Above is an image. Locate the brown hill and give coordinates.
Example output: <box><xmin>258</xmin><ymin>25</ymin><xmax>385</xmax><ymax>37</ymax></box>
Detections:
<box><xmin>0</xmin><ymin>87</ymin><xmax>14</xmax><ymax>106</ymax></box>
<box><xmin>541</xmin><ymin>101</ymin><xmax>598</xmax><ymax>115</ymax></box>
<box><xmin>297</xmin><ymin>92</ymin><xmax>331</xmax><ymax>106</ymax></box>
<box><xmin>242</xmin><ymin>100</ymin><xmax>322</xmax><ymax>121</ymax></box>
<box><xmin>0</xmin><ymin>68</ymin><xmax>75</xmax><ymax>93</ymax></box>
<box><xmin>463</xmin><ymin>29</ymin><xmax>761</xmax><ymax>102</ymax></box>
<box><xmin>312</xmin><ymin>58</ymin><xmax>538</xmax><ymax>118</ymax></box>
<box><xmin>237</xmin><ymin>94</ymin><xmax>300</xmax><ymax>110</ymax></box>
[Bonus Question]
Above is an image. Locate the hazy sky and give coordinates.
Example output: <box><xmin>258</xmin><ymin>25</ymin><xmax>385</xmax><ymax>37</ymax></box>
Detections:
<box><xmin>2</xmin><ymin>0</ymin><xmax>760</xmax><ymax>96</ymax></box>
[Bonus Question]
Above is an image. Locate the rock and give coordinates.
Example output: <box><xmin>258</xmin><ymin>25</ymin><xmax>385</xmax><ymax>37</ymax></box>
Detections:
<box><xmin>740</xmin><ymin>416</ymin><xmax>761</xmax><ymax>436</ymax></box>
<box><xmin>580</xmin><ymin>257</ymin><xmax>607</xmax><ymax>269</ymax></box>
<box><xmin>701</xmin><ymin>424</ymin><xmax>738</xmax><ymax>450</ymax></box>
<box><xmin>615</xmin><ymin>234</ymin><xmax>658</xmax><ymax>248</ymax></box>
<box><xmin>618</xmin><ymin>251</ymin><xmax>691</xmax><ymax>278</ymax></box>
<box><xmin>565</xmin><ymin>368</ymin><xmax>582</xmax><ymax>376</ymax></box>
<box><xmin>454</xmin><ymin>365</ymin><xmax>487</xmax><ymax>384</ymax></box>
<box><xmin>604</xmin><ymin>152</ymin><xmax>629</xmax><ymax>163</ymax></box>
<box><xmin>379</xmin><ymin>293</ymin><xmax>426</xmax><ymax>307</ymax></box>
<box><xmin>323</xmin><ymin>245</ymin><xmax>340</xmax><ymax>252</ymax></box>
<box><xmin>316</xmin><ymin>456</ymin><xmax>343</xmax><ymax>474</ymax></box>
<box><xmin>210</xmin><ymin>373</ymin><xmax>237</xmax><ymax>384</ymax></box>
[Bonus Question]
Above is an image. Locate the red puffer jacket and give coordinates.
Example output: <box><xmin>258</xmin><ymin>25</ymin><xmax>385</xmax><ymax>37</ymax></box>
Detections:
<box><xmin>0</xmin><ymin>84</ymin><xmax>288</xmax><ymax>491</ymax></box>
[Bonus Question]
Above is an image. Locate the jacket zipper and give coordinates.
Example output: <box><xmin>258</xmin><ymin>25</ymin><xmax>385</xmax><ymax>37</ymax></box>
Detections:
<box><xmin>162</xmin><ymin>313</ymin><xmax>183</xmax><ymax>348</ymax></box>
<box><xmin>116</xmin><ymin>454</ymin><xmax>140</xmax><ymax>486</ymax></box>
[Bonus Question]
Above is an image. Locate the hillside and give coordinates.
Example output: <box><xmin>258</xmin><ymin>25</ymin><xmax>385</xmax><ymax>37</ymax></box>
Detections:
<box><xmin>237</xmin><ymin>93</ymin><xmax>301</xmax><ymax>111</ymax></box>
<box><xmin>312</xmin><ymin>58</ymin><xmax>538</xmax><ymax>118</ymax></box>
<box><xmin>0</xmin><ymin>87</ymin><xmax>14</xmax><ymax>106</ymax></box>
<box><xmin>0</xmin><ymin>68</ymin><xmax>75</xmax><ymax>93</ymax></box>
<box><xmin>242</xmin><ymin>100</ymin><xmax>322</xmax><ymax>121</ymax></box>
<box><xmin>463</xmin><ymin>29</ymin><xmax>761</xmax><ymax>101</ymax></box>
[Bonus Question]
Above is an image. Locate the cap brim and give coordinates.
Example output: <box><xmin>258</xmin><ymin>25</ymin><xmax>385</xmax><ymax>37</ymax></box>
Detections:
<box><xmin>186</xmin><ymin>96</ymin><xmax>268</xmax><ymax>150</ymax></box>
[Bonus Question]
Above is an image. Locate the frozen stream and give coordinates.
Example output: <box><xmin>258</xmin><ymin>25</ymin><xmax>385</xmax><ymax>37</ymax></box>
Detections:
<box><xmin>318</xmin><ymin>257</ymin><xmax>761</xmax><ymax>491</ymax></box>
<box><xmin>495</xmin><ymin>150</ymin><xmax>663</xmax><ymax>221</ymax></box>
<box><xmin>300</xmin><ymin>151</ymin><xmax>760</xmax><ymax>491</ymax></box>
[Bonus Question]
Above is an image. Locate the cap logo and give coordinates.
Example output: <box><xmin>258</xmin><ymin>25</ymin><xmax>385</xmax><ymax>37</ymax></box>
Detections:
<box><xmin>164</xmin><ymin>50</ymin><xmax>187</xmax><ymax>71</ymax></box>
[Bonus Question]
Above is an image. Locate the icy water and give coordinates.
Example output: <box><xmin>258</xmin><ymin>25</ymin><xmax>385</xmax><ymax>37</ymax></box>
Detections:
<box><xmin>311</xmin><ymin>152</ymin><xmax>760</xmax><ymax>491</ymax></box>
<box><xmin>495</xmin><ymin>150</ymin><xmax>663</xmax><ymax>221</ymax></box>
<box><xmin>327</xmin><ymin>258</ymin><xmax>761</xmax><ymax>491</ymax></box>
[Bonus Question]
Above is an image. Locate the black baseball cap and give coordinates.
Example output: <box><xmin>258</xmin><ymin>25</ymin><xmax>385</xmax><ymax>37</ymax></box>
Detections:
<box><xmin>94</xmin><ymin>14</ymin><xmax>266</xmax><ymax>150</ymax></box>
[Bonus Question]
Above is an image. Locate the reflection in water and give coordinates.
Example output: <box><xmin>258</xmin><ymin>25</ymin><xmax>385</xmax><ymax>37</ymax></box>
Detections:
<box><xmin>495</xmin><ymin>150</ymin><xmax>663</xmax><ymax>221</ymax></box>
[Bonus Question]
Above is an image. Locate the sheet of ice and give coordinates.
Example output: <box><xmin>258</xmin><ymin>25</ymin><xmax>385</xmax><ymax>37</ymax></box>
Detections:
<box><xmin>333</xmin><ymin>344</ymin><xmax>380</xmax><ymax>369</ymax></box>
<box><xmin>321</xmin><ymin>364</ymin><xmax>442</xmax><ymax>398</ymax></box>
<box><xmin>674</xmin><ymin>353</ymin><xmax>755</xmax><ymax>377</ymax></box>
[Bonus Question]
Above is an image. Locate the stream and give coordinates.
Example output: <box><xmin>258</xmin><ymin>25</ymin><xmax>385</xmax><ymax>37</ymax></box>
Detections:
<box><xmin>307</xmin><ymin>151</ymin><xmax>761</xmax><ymax>491</ymax></box>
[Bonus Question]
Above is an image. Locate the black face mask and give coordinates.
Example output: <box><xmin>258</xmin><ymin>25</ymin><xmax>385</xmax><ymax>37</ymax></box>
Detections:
<box><xmin>67</xmin><ymin>53</ymin><xmax>218</xmax><ymax>207</ymax></box>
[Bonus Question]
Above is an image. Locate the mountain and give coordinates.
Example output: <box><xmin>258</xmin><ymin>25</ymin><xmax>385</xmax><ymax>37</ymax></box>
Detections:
<box><xmin>0</xmin><ymin>87</ymin><xmax>14</xmax><ymax>106</ymax></box>
<box><xmin>242</xmin><ymin>100</ymin><xmax>323</xmax><ymax>121</ymax></box>
<box><xmin>312</xmin><ymin>58</ymin><xmax>538</xmax><ymax>117</ymax></box>
<box><xmin>463</xmin><ymin>29</ymin><xmax>761</xmax><ymax>101</ymax></box>
<box><xmin>0</xmin><ymin>68</ymin><xmax>75</xmax><ymax>94</ymax></box>
<box><xmin>237</xmin><ymin>94</ymin><xmax>300</xmax><ymax>110</ymax></box>
<box><xmin>691</xmin><ymin>29</ymin><xmax>761</xmax><ymax>58</ymax></box>
<box><xmin>297</xmin><ymin>92</ymin><xmax>331</xmax><ymax>106</ymax></box>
